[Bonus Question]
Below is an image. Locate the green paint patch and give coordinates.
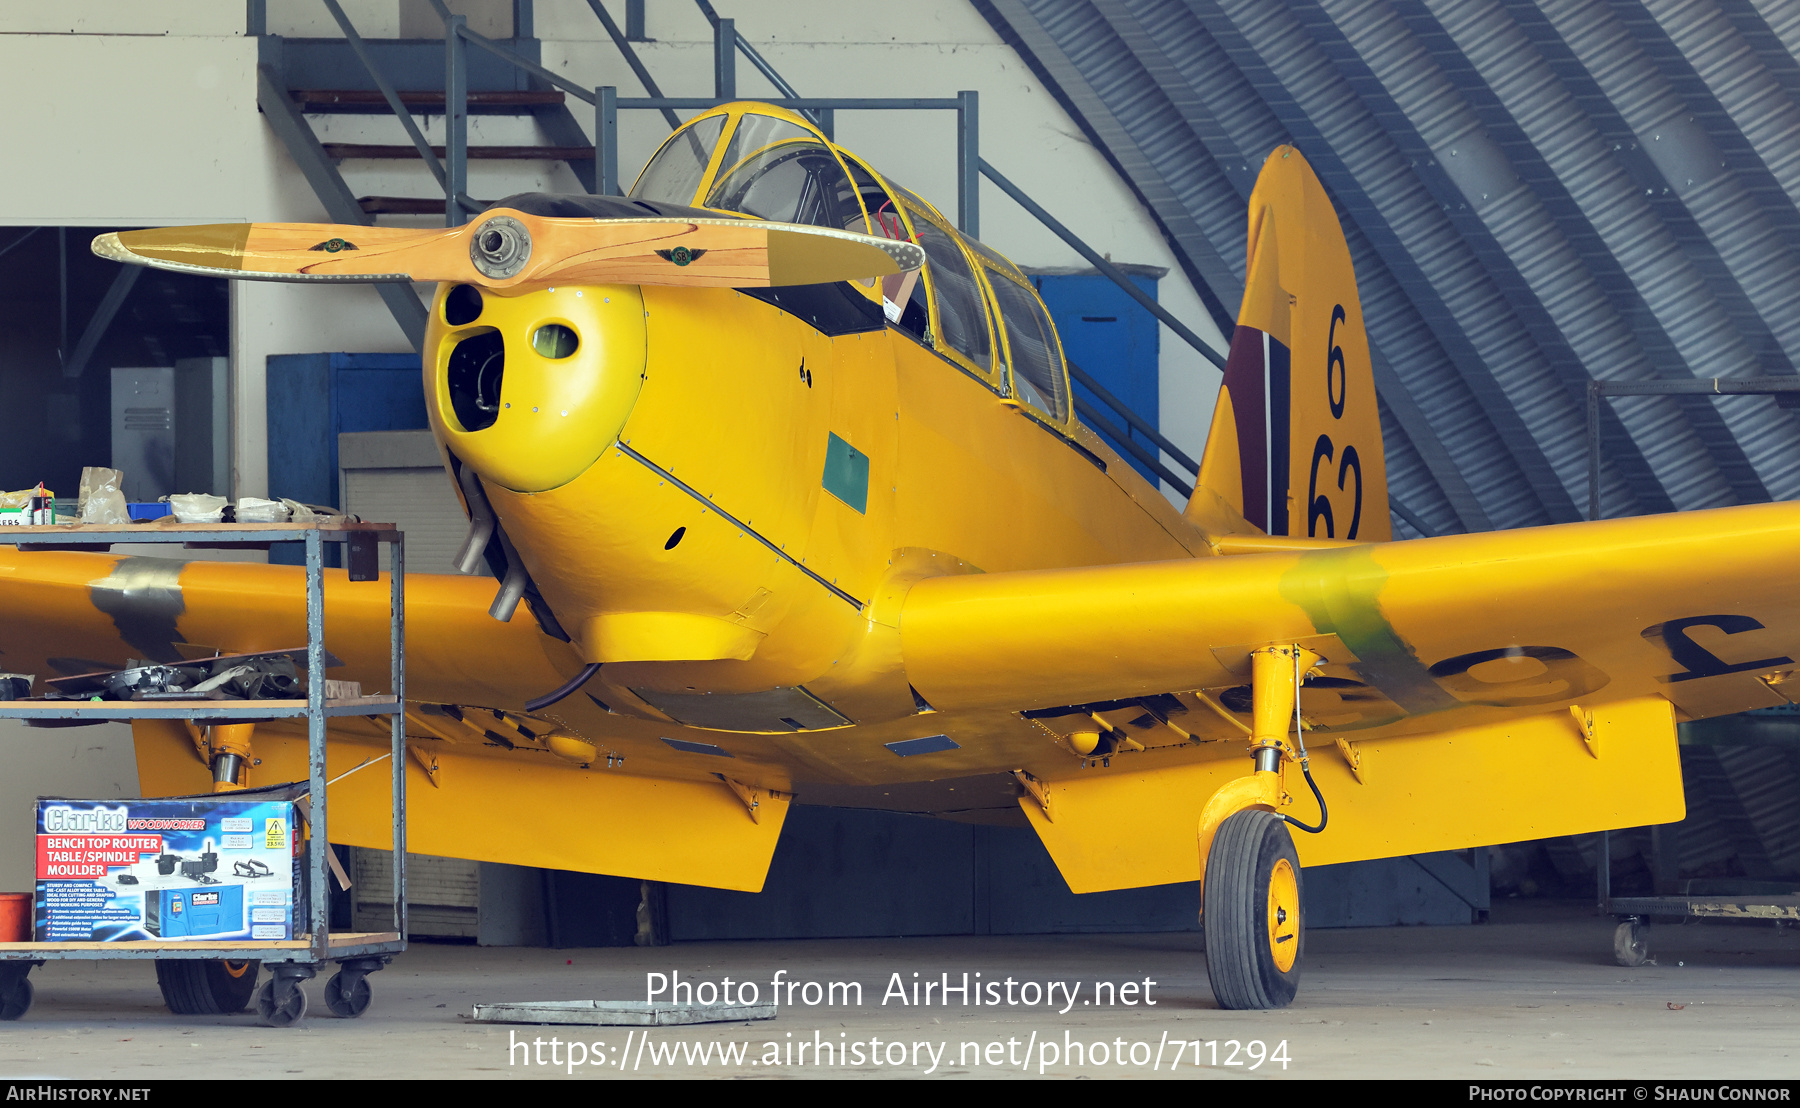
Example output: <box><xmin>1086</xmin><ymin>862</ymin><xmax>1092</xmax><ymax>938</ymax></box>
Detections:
<box><xmin>1278</xmin><ymin>545</ymin><xmax>1458</xmax><ymax>715</ymax></box>
<box><xmin>822</xmin><ymin>433</ymin><xmax>869</xmax><ymax>514</ymax></box>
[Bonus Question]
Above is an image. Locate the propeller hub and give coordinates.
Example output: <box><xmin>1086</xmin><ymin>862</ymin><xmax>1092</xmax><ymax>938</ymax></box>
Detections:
<box><xmin>469</xmin><ymin>215</ymin><xmax>532</xmax><ymax>280</ymax></box>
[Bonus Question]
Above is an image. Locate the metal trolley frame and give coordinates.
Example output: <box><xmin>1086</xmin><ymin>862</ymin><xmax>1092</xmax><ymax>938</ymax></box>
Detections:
<box><xmin>1588</xmin><ymin>377</ymin><xmax>1800</xmax><ymax>967</ymax></box>
<box><xmin>0</xmin><ymin>520</ymin><xmax>407</xmax><ymax>1026</ymax></box>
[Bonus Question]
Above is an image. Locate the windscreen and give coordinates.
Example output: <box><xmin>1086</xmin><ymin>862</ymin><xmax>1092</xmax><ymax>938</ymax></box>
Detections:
<box><xmin>705</xmin><ymin>114</ymin><xmax>864</xmax><ymax>229</ymax></box>
<box><xmin>629</xmin><ymin>115</ymin><xmax>726</xmax><ymax>205</ymax></box>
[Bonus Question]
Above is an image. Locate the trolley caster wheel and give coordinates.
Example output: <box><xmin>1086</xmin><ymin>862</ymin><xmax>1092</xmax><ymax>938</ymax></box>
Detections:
<box><xmin>1614</xmin><ymin>919</ymin><xmax>1651</xmax><ymax>967</ymax></box>
<box><xmin>255</xmin><ymin>978</ymin><xmax>308</xmax><ymax>1028</ymax></box>
<box><xmin>324</xmin><ymin>971</ymin><xmax>372</xmax><ymax>1018</ymax></box>
<box><xmin>156</xmin><ymin>959</ymin><xmax>260</xmax><ymax>1015</ymax></box>
<box><xmin>0</xmin><ymin>977</ymin><xmax>32</xmax><ymax>1021</ymax></box>
<box><xmin>1203</xmin><ymin>809</ymin><xmax>1304</xmax><ymax>1010</ymax></box>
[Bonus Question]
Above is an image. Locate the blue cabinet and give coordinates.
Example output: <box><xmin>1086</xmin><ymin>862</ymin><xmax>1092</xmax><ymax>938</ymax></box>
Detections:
<box><xmin>266</xmin><ymin>353</ymin><xmax>429</xmax><ymax>565</ymax></box>
<box><xmin>1034</xmin><ymin>272</ymin><xmax>1162</xmax><ymax>485</ymax></box>
<box><xmin>265</xmin><ymin>353</ymin><xmax>429</xmax><ymax>510</ymax></box>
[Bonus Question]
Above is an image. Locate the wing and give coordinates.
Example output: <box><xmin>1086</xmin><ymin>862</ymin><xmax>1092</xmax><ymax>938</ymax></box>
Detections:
<box><xmin>0</xmin><ymin>549</ymin><xmax>790</xmax><ymax>891</ymax></box>
<box><xmin>92</xmin><ymin>211</ymin><xmax>923</xmax><ymax>289</ymax></box>
<box><xmin>897</xmin><ymin>504</ymin><xmax>1800</xmax><ymax>890</ymax></box>
<box><xmin>901</xmin><ymin>502</ymin><xmax>1800</xmax><ymax>728</ymax></box>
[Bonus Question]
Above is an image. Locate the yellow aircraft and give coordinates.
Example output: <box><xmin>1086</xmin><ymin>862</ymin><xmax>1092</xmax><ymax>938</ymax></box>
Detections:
<box><xmin>6</xmin><ymin>102</ymin><xmax>1776</xmax><ymax>1010</ymax></box>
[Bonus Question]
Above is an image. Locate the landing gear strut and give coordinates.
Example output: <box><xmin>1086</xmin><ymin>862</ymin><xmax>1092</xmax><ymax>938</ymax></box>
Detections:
<box><xmin>1198</xmin><ymin>645</ymin><xmax>1326</xmax><ymax>1010</ymax></box>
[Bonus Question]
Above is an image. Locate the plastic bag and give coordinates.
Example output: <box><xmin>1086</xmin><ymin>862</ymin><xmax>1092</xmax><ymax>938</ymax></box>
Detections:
<box><xmin>78</xmin><ymin>467</ymin><xmax>129</xmax><ymax>525</ymax></box>
<box><xmin>78</xmin><ymin>467</ymin><xmax>121</xmax><ymax>511</ymax></box>
<box><xmin>235</xmin><ymin>497</ymin><xmax>290</xmax><ymax>523</ymax></box>
<box><xmin>279</xmin><ymin>499</ymin><xmax>318</xmax><ymax>523</ymax></box>
<box><xmin>169</xmin><ymin>493</ymin><xmax>227</xmax><ymax>524</ymax></box>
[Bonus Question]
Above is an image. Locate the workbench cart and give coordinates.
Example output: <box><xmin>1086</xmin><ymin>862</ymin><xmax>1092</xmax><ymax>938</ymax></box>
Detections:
<box><xmin>0</xmin><ymin>520</ymin><xmax>408</xmax><ymax>1027</ymax></box>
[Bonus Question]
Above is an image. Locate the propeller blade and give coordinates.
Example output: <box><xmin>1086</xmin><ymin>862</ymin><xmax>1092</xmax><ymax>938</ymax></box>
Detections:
<box><xmin>93</xmin><ymin>212</ymin><xmax>924</xmax><ymax>289</ymax></box>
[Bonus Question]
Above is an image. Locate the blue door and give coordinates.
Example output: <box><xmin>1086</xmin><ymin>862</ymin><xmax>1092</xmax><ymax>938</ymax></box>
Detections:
<box><xmin>266</xmin><ymin>352</ymin><xmax>429</xmax><ymax>566</ymax></box>
<box><xmin>1033</xmin><ymin>273</ymin><xmax>1161</xmax><ymax>486</ymax></box>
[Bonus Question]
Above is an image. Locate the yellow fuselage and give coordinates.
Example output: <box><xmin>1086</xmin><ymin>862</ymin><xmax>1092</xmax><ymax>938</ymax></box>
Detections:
<box><xmin>425</xmin><ymin>276</ymin><xmax>1198</xmax><ymax>726</ymax></box>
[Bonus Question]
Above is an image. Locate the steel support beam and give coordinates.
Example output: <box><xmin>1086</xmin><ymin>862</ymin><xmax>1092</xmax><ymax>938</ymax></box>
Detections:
<box><xmin>596</xmin><ymin>86</ymin><xmax>618</xmax><ymax>196</ymax></box>
<box><xmin>445</xmin><ymin>16</ymin><xmax>469</xmax><ymax>227</ymax></box>
<box><xmin>714</xmin><ymin>18</ymin><xmax>736</xmax><ymax>100</ymax></box>
<box><xmin>958</xmin><ymin>91</ymin><xmax>979</xmax><ymax>238</ymax></box>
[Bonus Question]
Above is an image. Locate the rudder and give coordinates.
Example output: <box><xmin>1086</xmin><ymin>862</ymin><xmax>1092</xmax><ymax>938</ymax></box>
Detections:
<box><xmin>1192</xmin><ymin>146</ymin><xmax>1389</xmax><ymax>542</ymax></box>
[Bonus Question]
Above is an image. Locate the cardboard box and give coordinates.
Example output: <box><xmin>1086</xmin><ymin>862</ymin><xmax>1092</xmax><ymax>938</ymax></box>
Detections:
<box><xmin>34</xmin><ymin>783</ymin><xmax>309</xmax><ymax>942</ymax></box>
<box><xmin>0</xmin><ymin>500</ymin><xmax>54</xmax><ymax>526</ymax></box>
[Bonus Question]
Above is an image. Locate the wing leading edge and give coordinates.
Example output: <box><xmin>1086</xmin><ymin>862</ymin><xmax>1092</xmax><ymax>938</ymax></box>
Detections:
<box><xmin>899</xmin><ymin>501</ymin><xmax>1800</xmax><ymax>735</ymax></box>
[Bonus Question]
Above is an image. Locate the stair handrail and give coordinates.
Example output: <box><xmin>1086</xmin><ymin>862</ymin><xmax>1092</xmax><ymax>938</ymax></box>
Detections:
<box><xmin>1067</xmin><ymin>362</ymin><xmax>1199</xmax><ymax>477</ymax></box>
<box><xmin>426</xmin><ymin>0</ymin><xmax>596</xmax><ymax>105</ymax></box>
<box><xmin>582</xmin><ymin>0</ymin><xmax>682</xmax><ymax>128</ymax></box>
<box><xmin>320</xmin><ymin>0</ymin><xmax>448</xmax><ymax>192</ymax></box>
<box><xmin>978</xmin><ymin>159</ymin><xmax>1226</xmax><ymax>373</ymax></box>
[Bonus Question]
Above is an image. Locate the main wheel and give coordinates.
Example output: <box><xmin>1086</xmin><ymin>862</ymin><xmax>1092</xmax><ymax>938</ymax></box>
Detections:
<box><xmin>0</xmin><ymin>977</ymin><xmax>32</xmax><ymax>1021</ymax></box>
<box><xmin>255</xmin><ymin>978</ymin><xmax>308</xmax><ymax>1028</ymax></box>
<box><xmin>324</xmin><ymin>972</ymin><xmax>372</xmax><ymax>1018</ymax></box>
<box><xmin>156</xmin><ymin>959</ymin><xmax>261</xmax><ymax>1015</ymax></box>
<box><xmin>1203</xmin><ymin>808</ymin><xmax>1304</xmax><ymax>1010</ymax></box>
<box><xmin>1614</xmin><ymin>919</ymin><xmax>1651</xmax><ymax>967</ymax></box>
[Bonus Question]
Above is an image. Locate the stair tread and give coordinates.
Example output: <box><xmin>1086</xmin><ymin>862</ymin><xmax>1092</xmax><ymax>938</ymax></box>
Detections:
<box><xmin>325</xmin><ymin>143</ymin><xmax>593</xmax><ymax>160</ymax></box>
<box><xmin>292</xmin><ymin>89</ymin><xmax>564</xmax><ymax>114</ymax></box>
<box><xmin>358</xmin><ymin>196</ymin><xmax>491</xmax><ymax>215</ymax></box>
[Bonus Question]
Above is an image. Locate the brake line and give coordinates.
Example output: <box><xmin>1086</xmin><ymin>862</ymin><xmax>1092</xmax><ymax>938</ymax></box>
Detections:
<box><xmin>1280</xmin><ymin>648</ymin><xmax>1329</xmax><ymax>835</ymax></box>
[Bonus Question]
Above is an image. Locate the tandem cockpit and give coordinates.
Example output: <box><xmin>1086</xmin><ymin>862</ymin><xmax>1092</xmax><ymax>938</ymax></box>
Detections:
<box><xmin>629</xmin><ymin>104</ymin><xmax>1077</xmax><ymax>432</ymax></box>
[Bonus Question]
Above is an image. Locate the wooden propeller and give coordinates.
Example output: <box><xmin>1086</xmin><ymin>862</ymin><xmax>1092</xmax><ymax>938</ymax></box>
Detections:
<box><xmin>92</xmin><ymin>209</ymin><xmax>924</xmax><ymax>289</ymax></box>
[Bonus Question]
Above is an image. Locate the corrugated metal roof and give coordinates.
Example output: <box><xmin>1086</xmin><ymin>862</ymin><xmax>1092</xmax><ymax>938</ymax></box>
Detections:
<box><xmin>982</xmin><ymin>0</ymin><xmax>1800</xmax><ymax>532</ymax></box>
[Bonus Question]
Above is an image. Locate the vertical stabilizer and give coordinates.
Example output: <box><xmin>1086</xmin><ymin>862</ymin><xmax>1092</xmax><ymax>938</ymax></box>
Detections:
<box><xmin>1190</xmin><ymin>146</ymin><xmax>1389</xmax><ymax>542</ymax></box>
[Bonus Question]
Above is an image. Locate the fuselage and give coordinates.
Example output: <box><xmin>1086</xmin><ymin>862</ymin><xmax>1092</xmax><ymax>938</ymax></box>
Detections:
<box><xmin>421</xmin><ymin>103</ymin><xmax>1207</xmax><ymax>736</ymax></box>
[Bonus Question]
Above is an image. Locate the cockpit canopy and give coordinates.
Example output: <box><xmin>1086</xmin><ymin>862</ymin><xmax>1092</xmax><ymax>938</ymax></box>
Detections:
<box><xmin>629</xmin><ymin>105</ymin><xmax>1073</xmax><ymax>425</ymax></box>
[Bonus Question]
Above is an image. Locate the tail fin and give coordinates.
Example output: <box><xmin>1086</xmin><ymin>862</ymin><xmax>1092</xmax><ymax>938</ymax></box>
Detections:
<box><xmin>1191</xmin><ymin>146</ymin><xmax>1389</xmax><ymax>542</ymax></box>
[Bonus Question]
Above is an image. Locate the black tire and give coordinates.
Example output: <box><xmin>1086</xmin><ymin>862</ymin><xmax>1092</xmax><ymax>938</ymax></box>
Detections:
<box><xmin>156</xmin><ymin>959</ymin><xmax>261</xmax><ymax>1015</ymax></box>
<box><xmin>0</xmin><ymin>977</ymin><xmax>31</xmax><ymax>1021</ymax></box>
<box><xmin>324</xmin><ymin>972</ymin><xmax>372</xmax><ymax>1018</ymax></box>
<box><xmin>1614</xmin><ymin>920</ymin><xmax>1651</xmax><ymax>967</ymax></box>
<box><xmin>255</xmin><ymin>978</ymin><xmax>308</xmax><ymax>1028</ymax></box>
<box><xmin>1203</xmin><ymin>809</ymin><xmax>1304</xmax><ymax>1010</ymax></box>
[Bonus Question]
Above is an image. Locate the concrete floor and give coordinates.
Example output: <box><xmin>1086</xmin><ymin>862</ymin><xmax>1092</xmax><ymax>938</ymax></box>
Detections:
<box><xmin>3</xmin><ymin>900</ymin><xmax>1798</xmax><ymax>1079</ymax></box>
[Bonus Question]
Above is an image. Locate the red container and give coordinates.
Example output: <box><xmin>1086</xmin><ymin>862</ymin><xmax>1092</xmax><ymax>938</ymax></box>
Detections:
<box><xmin>0</xmin><ymin>893</ymin><xmax>29</xmax><ymax>942</ymax></box>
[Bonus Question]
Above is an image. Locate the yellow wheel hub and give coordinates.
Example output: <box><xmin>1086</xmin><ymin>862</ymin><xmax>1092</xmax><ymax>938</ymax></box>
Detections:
<box><xmin>1267</xmin><ymin>857</ymin><xmax>1300</xmax><ymax>972</ymax></box>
